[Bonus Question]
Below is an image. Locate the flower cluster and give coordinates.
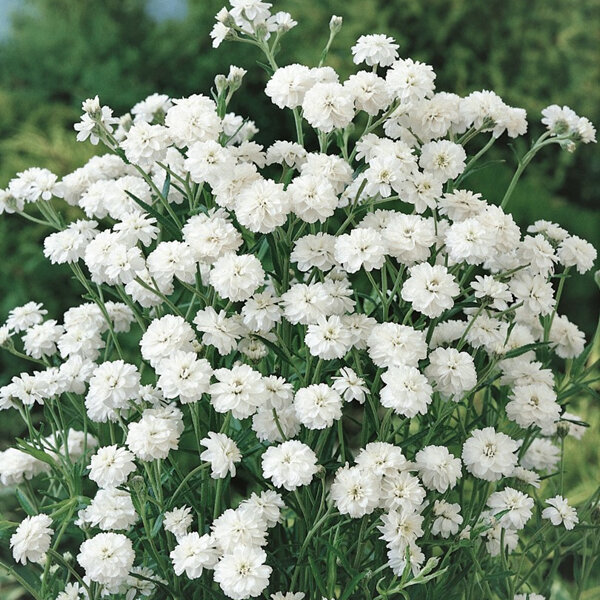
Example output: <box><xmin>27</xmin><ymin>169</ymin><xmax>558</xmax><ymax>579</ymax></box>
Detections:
<box><xmin>0</xmin><ymin>2</ymin><xmax>598</xmax><ymax>600</ymax></box>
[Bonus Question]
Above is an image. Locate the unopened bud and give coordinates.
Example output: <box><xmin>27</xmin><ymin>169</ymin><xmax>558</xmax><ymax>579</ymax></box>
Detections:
<box><xmin>329</xmin><ymin>15</ymin><xmax>343</xmax><ymax>34</ymax></box>
<box><xmin>129</xmin><ymin>475</ymin><xmax>146</xmax><ymax>495</ymax></box>
<box><xmin>556</xmin><ymin>421</ymin><xmax>570</xmax><ymax>439</ymax></box>
<box><xmin>227</xmin><ymin>66</ymin><xmax>247</xmax><ymax>90</ymax></box>
<box><xmin>254</xmin><ymin>22</ymin><xmax>269</xmax><ymax>40</ymax></box>
<box><xmin>214</xmin><ymin>74</ymin><xmax>228</xmax><ymax>95</ymax></box>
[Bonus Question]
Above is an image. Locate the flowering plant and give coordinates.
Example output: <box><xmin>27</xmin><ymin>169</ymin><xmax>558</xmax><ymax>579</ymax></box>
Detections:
<box><xmin>0</xmin><ymin>2</ymin><xmax>599</xmax><ymax>599</ymax></box>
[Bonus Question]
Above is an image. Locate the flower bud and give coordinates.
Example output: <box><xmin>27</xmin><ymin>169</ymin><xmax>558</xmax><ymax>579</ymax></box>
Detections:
<box><xmin>129</xmin><ymin>475</ymin><xmax>146</xmax><ymax>495</ymax></box>
<box><xmin>556</xmin><ymin>421</ymin><xmax>570</xmax><ymax>439</ymax></box>
<box><xmin>227</xmin><ymin>66</ymin><xmax>247</xmax><ymax>91</ymax></box>
<box><xmin>214</xmin><ymin>74</ymin><xmax>228</xmax><ymax>95</ymax></box>
<box><xmin>329</xmin><ymin>15</ymin><xmax>343</xmax><ymax>34</ymax></box>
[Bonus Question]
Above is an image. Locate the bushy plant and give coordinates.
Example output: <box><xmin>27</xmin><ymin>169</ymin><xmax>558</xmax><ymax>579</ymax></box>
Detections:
<box><xmin>0</xmin><ymin>2</ymin><xmax>599</xmax><ymax>599</ymax></box>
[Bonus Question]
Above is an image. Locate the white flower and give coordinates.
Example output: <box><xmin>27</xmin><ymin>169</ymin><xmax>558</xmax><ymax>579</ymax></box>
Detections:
<box><xmin>266</xmin><ymin>140</ymin><xmax>307</xmax><ymax>169</ymax></box>
<box><xmin>156</xmin><ymin>351</ymin><xmax>212</xmax><ymax>404</ymax></box>
<box><xmin>126</xmin><ymin>405</ymin><xmax>184</xmax><ymax>461</ymax></box>
<box><xmin>85</xmin><ymin>360</ymin><xmax>140</xmax><ymax>423</ymax></box>
<box><xmin>487</xmin><ymin>487</ymin><xmax>533</xmax><ymax>530</ymax></box>
<box><xmin>506</xmin><ymin>384</ymin><xmax>560</xmax><ymax>430</ymax></box>
<box><xmin>351</xmin><ymin>34</ymin><xmax>399</xmax><ymax>67</ymax></box>
<box><xmin>287</xmin><ymin>174</ymin><xmax>338</xmax><ymax>223</ymax></box>
<box><xmin>10</xmin><ymin>514</ymin><xmax>53</xmax><ymax>565</ymax></box>
<box><xmin>380</xmin><ymin>365</ymin><xmax>432</xmax><ymax>417</ymax></box>
<box><xmin>77</xmin><ymin>532</ymin><xmax>135</xmax><ymax>590</ymax></box>
<box><xmin>22</xmin><ymin>320</ymin><xmax>64</xmax><ymax>359</ymax></box>
<box><xmin>265</xmin><ymin>64</ymin><xmax>315</xmax><ymax>109</ymax></box>
<box><xmin>330</xmin><ymin>464</ymin><xmax>380</xmax><ymax>518</ymax></box>
<box><xmin>331</xmin><ymin>367</ymin><xmax>367</xmax><ymax>403</ymax></box>
<box><xmin>345</xmin><ymin>72</ymin><xmax>392</xmax><ymax>115</ymax></box>
<box><xmin>378</xmin><ymin>508</ymin><xmax>424</xmax><ymax>551</ymax></box>
<box><xmin>210</xmin><ymin>253</ymin><xmax>265</xmax><ymax>301</ymax></box>
<box><xmin>252</xmin><ymin>403</ymin><xmax>301</xmax><ymax>443</ymax></box>
<box><xmin>542</xmin><ymin>496</ymin><xmax>579</xmax><ymax>530</ymax></box>
<box><xmin>121</xmin><ymin>122</ymin><xmax>170</xmax><ymax>169</ymax></box>
<box><xmin>0</xmin><ymin>448</ymin><xmax>50</xmax><ymax>486</ymax></box>
<box><xmin>88</xmin><ymin>445</ymin><xmax>136</xmax><ymax>488</ymax></box>
<box><xmin>415</xmin><ymin>445</ymin><xmax>462</xmax><ymax>492</ymax></box>
<box><xmin>235</xmin><ymin>179</ymin><xmax>290</xmax><ymax>233</ymax></box>
<box><xmin>262</xmin><ymin>440</ymin><xmax>319</xmax><ymax>491</ymax></box>
<box><xmin>557</xmin><ymin>235</ymin><xmax>597</xmax><ymax>273</ymax></box>
<box><xmin>471</xmin><ymin>275</ymin><xmax>513</xmax><ymax>311</ymax></box>
<box><xmin>438</xmin><ymin>189</ymin><xmax>486</xmax><ymax>221</ymax></box>
<box><xmin>164</xmin><ymin>506</ymin><xmax>193</xmax><ymax>540</ymax></box>
<box><xmin>425</xmin><ymin>347</ymin><xmax>477</xmax><ymax>400</ymax></box>
<box><xmin>140</xmin><ymin>315</ymin><xmax>195</xmax><ymax>368</ymax></box>
<box><xmin>165</xmin><ymin>94</ymin><xmax>221</xmax><ymax>147</ymax></box>
<box><xmin>212</xmin><ymin>505</ymin><xmax>268</xmax><ymax>553</ymax></box>
<box><xmin>386</xmin><ymin>542</ymin><xmax>426</xmax><ymax>577</ymax></box>
<box><xmin>386</xmin><ymin>58</ymin><xmax>436</xmax><ymax>103</ymax></box>
<box><xmin>462</xmin><ymin>427</ymin><xmax>518</xmax><ymax>481</ymax></box>
<box><xmin>419</xmin><ymin>140</ymin><xmax>466</xmax><ymax>182</ymax></box>
<box><xmin>294</xmin><ymin>383</ymin><xmax>343</xmax><ymax>430</ymax></box>
<box><xmin>242</xmin><ymin>292</ymin><xmax>282</xmax><ymax>332</ymax></box>
<box><xmin>302</xmin><ymin>83</ymin><xmax>354</xmax><ymax>133</ymax></box>
<box><xmin>210</xmin><ymin>364</ymin><xmax>266</xmax><ymax>419</ymax></box>
<box><xmin>214</xmin><ymin>545</ymin><xmax>272</xmax><ymax>600</ymax></box>
<box><xmin>55</xmin><ymin>582</ymin><xmax>85</xmax><ymax>600</ymax></box>
<box><xmin>170</xmin><ymin>532</ymin><xmax>218</xmax><ymax>579</ymax></box>
<box><xmin>147</xmin><ymin>240</ymin><xmax>197</xmax><ymax>289</ymax></box>
<box><xmin>182</xmin><ymin>210</ymin><xmax>242</xmax><ymax>263</ymax></box>
<box><xmin>402</xmin><ymin>263</ymin><xmax>459</xmax><ymax>318</ymax></box>
<box><xmin>383</xmin><ymin>213</ymin><xmax>435</xmax><ymax>265</ymax></box>
<box><xmin>509</xmin><ymin>273</ymin><xmax>556</xmax><ymax>317</ymax></box>
<box><xmin>520</xmin><ymin>438</ymin><xmax>560</xmax><ymax>472</ymax></box>
<box><xmin>355</xmin><ymin>442</ymin><xmax>409</xmax><ymax>477</ymax></box>
<box><xmin>379</xmin><ymin>470</ymin><xmax>425</xmax><ymax>512</ymax></box>
<box><xmin>240</xmin><ymin>490</ymin><xmax>285</xmax><ymax>528</ymax></box>
<box><xmin>431</xmin><ymin>500</ymin><xmax>463</xmax><ymax>538</ymax></box>
<box><xmin>194</xmin><ymin>307</ymin><xmax>246</xmax><ymax>355</ymax></box>
<box><xmin>549</xmin><ymin>314</ymin><xmax>586</xmax><ymax>359</ymax></box>
<box><xmin>81</xmin><ymin>488</ymin><xmax>137</xmax><ymax>531</ymax></box>
<box><xmin>305</xmin><ymin>316</ymin><xmax>352</xmax><ymax>359</ymax></box>
<box><xmin>367</xmin><ymin>323</ymin><xmax>427</xmax><ymax>369</ymax></box>
<box><xmin>6</xmin><ymin>302</ymin><xmax>47</xmax><ymax>332</ymax></box>
<box><xmin>334</xmin><ymin>228</ymin><xmax>386</xmax><ymax>273</ymax></box>
<box><xmin>200</xmin><ymin>432</ymin><xmax>242</xmax><ymax>479</ymax></box>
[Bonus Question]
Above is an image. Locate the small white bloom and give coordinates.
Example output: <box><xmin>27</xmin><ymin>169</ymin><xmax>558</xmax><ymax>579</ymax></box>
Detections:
<box><xmin>542</xmin><ymin>496</ymin><xmax>579</xmax><ymax>530</ymax></box>
<box><xmin>262</xmin><ymin>440</ymin><xmax>319</xmax><ymax>491</ymax></box>
<box><xmin>10</xmin><ymin>514</ymin><xmax>53</xmax><ymax>565</ymax></box>
<box><xmin>200</xmin><ymin>432</ymin><xmax>242</xmax><ymax>479</ymax></box>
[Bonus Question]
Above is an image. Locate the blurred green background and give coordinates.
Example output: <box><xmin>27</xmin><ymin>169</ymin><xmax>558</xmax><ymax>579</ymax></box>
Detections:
<box><xmin>0</xmin><ymin>0</ymin><xmax>598</xmax><ymax>596</ymax></box>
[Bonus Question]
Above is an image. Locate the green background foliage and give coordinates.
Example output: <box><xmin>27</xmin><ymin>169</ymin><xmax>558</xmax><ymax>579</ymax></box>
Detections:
<box><xmin>0</xmin><ymin>1</ymin><xmax>598</xmax><ymax>596</ymax></box>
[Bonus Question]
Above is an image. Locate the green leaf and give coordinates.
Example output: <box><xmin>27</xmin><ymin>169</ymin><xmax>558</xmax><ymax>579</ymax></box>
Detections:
<box><xmin>15</xmin><ymin>439</ymin><xmax>56</xmax><ymax>468</ymax></box>
<box><xmin>14</xmin><ymin>489</ymin><xmax>36</xmax><ymax>516</ymax></box>
<box><xmin>161</xmin><ymin>172</ymin><xmax>171</xmax><ymax>199</ymax></box>
<box><xmin>151</xmin><ymin>513</ymin><xmax>164</xmax><ymax>538</ymax></box>
<box><xmin>0</xmin><ymin>561</ymin><xmax>42</xmax><ymax>600</ymax></box>
<box><xmin>502</xmin><ymin>341</ymin><xmax>550</xmax><ymax>359</ymax></box>
<box><xmin>125</xmin><ymin>190</ymin><xmax>181</xmax><ymax>239</ymax></box>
